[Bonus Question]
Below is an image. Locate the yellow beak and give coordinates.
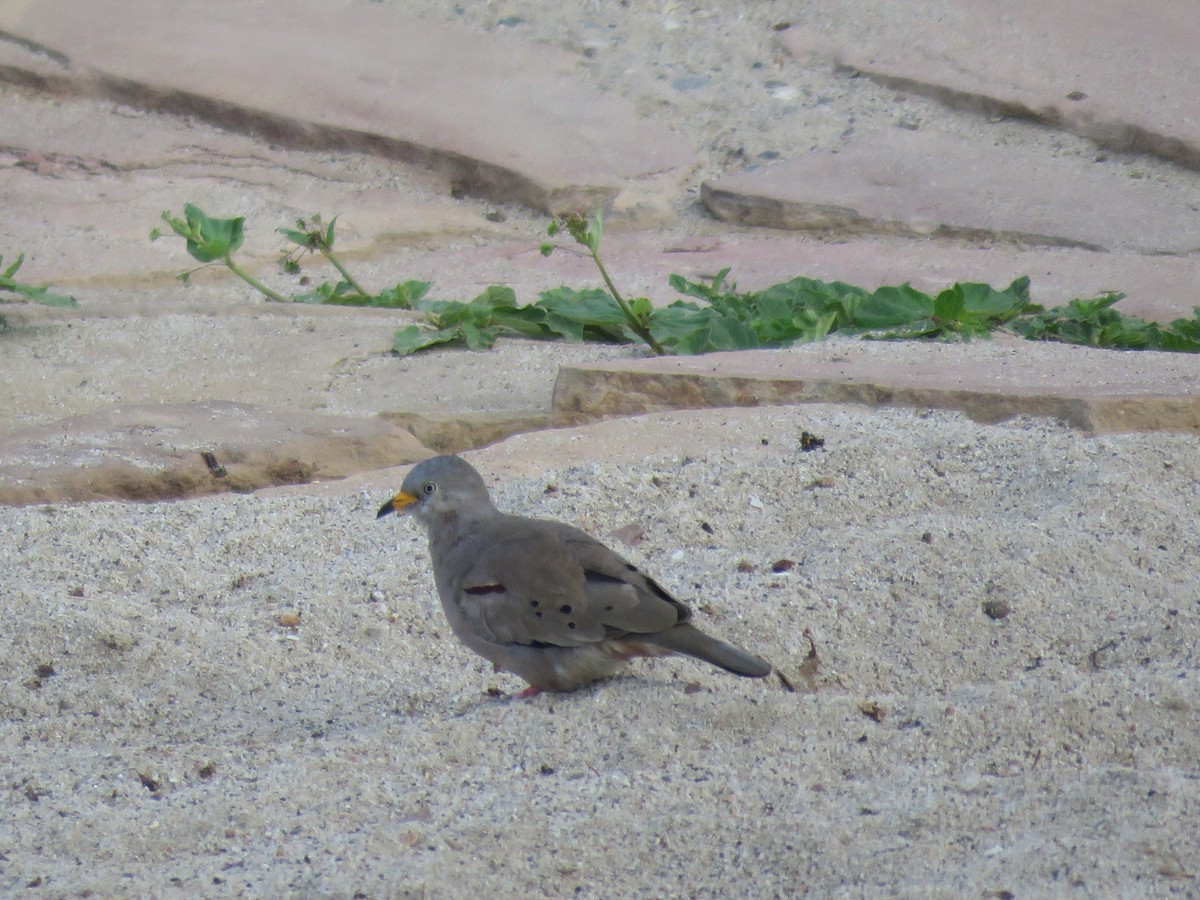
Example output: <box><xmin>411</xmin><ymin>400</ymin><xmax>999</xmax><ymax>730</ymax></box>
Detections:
<box><xmin>376</xmin><ymin>491</ymin><xmax>417</xmax><ymax>519</ymax></box>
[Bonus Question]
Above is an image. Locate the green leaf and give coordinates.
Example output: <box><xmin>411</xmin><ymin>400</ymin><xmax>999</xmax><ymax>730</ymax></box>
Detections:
<box><xmin>853</xmin><ymin>284</ymin><xmax>934</xmax><ymax>330</ymax></box>
<box><xmin>628</xmin><ymin>296</ymin><xmax>653</xmax><ymax>324</ymax></box>
<box><xmin>293</xmin><ymin>280</ymin><xmax>362</xmax><ymax>304</ymax></box>
<box><xmin>161</xmin><ymin>203</ymin><xmax>245</xmax><ymax>263</ymax></box>
<box><xmin>649</xmin><ymin>305</ymin><xmax>759</xmax><ymax>353</ymax></box>
<box><xmin>10</xmin><ymin>283</ymin><xmax>78</xmax><ymax>307</ymax></box>
<box><xmin>932</xmin><ymin>284</ymin><xmax>967</xmax><ymax>323</ymax></box>
<box><xmin>391</xmin><ymin>325</ymin><xmax>462</xmax><ymax>355</ymax></box>
<box><xmin>536</xmin><ymin>287</ymin><xmax>633</xmax><ymax>342</ymax></box>
<box><xmin>668</xmin><ymin>267</ymin><xmax>735</xmax><ymax>302</ymax></box>
<box><xmin>276</xmin><ymin>227</ymin><xmax>309</xmax><ymax>246</ymax></box>
<box><xmin>370</xmin><ymin>280</ymin><xmax>431</xmax><ymax>309</ymax></box>
<box><xmin>468</xmin><ymin>284</ymin><xmax>519</xmax><ymax>313</ymax></box>
<box><xmin>862</xmin><ymin>319</ymin><xmax>942</xmax><ymax>341</ymax></box>
<box><xmin>489</xmin><ymin>307</ymin><xmax>556</xmax><ymax>340</ymax></box>
<box><xmin>415</xmin><ymin>297</ymin><xmax>466</xmax><ymax>328</ymax></box>
<box><xmin>459</xmin><ymin>322</ymin><xmax>499</xmax><ymax>350</ymax></box>
<box><xmin>0</xmin><ymin>252</ymin><xmax>78</xmax><ymax>307</ymax></box>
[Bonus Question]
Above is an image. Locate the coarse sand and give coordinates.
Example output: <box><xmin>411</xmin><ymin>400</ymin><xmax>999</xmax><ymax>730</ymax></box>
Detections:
<box><xmin>3</xmin><ymin>405</ymin><xmax>1198</xmax><ymax>895</ymax></box>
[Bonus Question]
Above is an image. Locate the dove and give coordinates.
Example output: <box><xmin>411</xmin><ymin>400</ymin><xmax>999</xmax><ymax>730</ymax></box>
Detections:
<box><xmin>377</xmin><ymin>455</ymin><xmax>772</xmax><ymax>695</ymax></box>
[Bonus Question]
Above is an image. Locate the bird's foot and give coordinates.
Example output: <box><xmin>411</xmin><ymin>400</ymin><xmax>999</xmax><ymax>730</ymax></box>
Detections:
<box><xmin>515</xmin><ymin>684</ymin><xmax>544</xmax><ymax>700</ymax></box>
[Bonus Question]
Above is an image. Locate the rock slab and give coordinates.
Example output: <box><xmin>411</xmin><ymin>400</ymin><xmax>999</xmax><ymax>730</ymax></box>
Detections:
<box><xmin>0</xmin><ymin>401</ymin><xmax>430</xmax><ymax>506</ymax></box>
<box><xmin>779</xmin><ymin>0</ymin><xmax>1200</xmax><ymax>170</ymax></box>
<box><xmin>0</xmin><ymin>0</ymin><xmax>694</xmax><ymax>219</ymax></box>
<box><xmin>553</xmin><ymin>338</ymin><xmax>1200</xmax><ymax>434</ymax></box>
<box><xmin>703</xmin><ymin>128</ymin><xmax>1200</xmax><ymax>253</ymax></box>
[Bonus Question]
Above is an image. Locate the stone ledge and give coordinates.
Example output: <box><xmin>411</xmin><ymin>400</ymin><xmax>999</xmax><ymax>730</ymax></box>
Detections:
<box><xmin>552</xmin><ymin>341</ymin><xmax>1200</xmax><ymax>434</ymax></box>
<box><xmin>0</xmin><ymin>401</ymin><xmax>431</xmax><ymax>506</ymax></box>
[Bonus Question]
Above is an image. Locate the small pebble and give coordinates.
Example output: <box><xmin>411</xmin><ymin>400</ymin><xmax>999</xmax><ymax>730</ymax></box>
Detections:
<box><xmin>982</xmin><ymin>598</ymin><xmax>1012</xmax><ymax>620</ymax></box>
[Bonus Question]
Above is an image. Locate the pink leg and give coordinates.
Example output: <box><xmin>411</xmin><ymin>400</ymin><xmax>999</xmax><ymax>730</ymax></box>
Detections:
<box><xmin>516</xmin><ymin>684</ymin><xmax>544</xmax><ymax>699</ymax></box>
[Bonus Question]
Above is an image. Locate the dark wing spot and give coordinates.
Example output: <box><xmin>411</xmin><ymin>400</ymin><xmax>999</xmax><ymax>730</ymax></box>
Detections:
<box><xmin>586</xmin><ymin>570</ymin><xmax>628</xmax><ymax>586</ymax></box>
<box><xmin>604</xmin><ymin>605</ymin><xmax>614</xmax><ymax>612</ymax></box>
<box><xmin>567</xmin><ymin>622</ymin><xmax>576</xmax><ymax>630</ymax></box>
<box><xmin>643</xmin><ymin>575</ymin><xmax>676</xmax><ymax>603</ymax></box>
<box><xmin>559</xmin><ymin>604</ymin><xmax>572</xmax><ymax>614</ymax></box>
<box><xmin>465</xmin><ymin>584</ymin><xmax>506</xmax><ymax>596</ymax></box>
<box><xmin>530</xmin><ymin>600</ymin><xmax>540</xmax><ymax>608</ymax></box>
<box><xmin>625</xmin><ymin>563</ymin><xmax>639</xmax><ymax>572</ymax></box>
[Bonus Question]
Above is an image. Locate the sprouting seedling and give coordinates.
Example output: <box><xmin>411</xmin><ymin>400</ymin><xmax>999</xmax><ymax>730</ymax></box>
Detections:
<box><xmin>0</xmin><ymin>252</ymin><xmax>78</xmax><ymax>329</ymax></box>
<box><xmin>152</xmin><ymin>203</ymin><xmax>291</xmax><ymax>303</ymax></box>
<box><xmin>277</xmin><ymin>214</ymin><xmax>373</xmax><ymax>301</ymax></box>
<box><xmin>541</xmin><ymin>209</ymin><xmax>666</xmax><ymax>355</ymax></box>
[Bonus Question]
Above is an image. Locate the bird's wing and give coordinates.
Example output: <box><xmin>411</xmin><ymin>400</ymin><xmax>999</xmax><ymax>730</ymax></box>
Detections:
<box><xmin>452</xmin><ymin>516</ymin><xmax>683</xmax><ymax>648</ymax></box>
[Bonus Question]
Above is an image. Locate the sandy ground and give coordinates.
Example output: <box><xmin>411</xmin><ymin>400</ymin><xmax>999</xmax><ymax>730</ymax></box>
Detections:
<box><xmin>4</xmin><ymin>405</ymin><xmax>1199</xmax><ymax>895</ymax></box>
<box><xmin>4</xmin><ymin>0</ymin><xmax>1200</xmax><ymax>896</ymax></box>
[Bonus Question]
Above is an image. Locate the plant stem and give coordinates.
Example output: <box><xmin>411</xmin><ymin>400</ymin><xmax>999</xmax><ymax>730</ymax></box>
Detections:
<box><xmin>224</xmin><ymin>255</ymin><xmax>293</xmax><ymax>303</ymax></box>
<box><xmin>321</xmin><ymin>249</ymin><xmax>372</xmax><ymax>299</ymax></box>
<box><xmin>589</xmin><ymin>247</ymin><xmax>667</xmax><ymax>355</ymax></box>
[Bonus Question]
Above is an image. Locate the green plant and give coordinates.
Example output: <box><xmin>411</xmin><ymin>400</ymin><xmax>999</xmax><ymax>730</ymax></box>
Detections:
<box><xmin>153</xmin><ymin>203</ymin><xmax>292</xmax><ymax>302</ymax></box>
<box><xmin>656</xmin><ymin>271</ymin><xmax>1035</xmax><ymax>351</ymax></box>
<box><xmin>275</xmin><ymin>214</ymin><xmax>430</xmax><ymax>308</ymax></box>
<box><xmin>0</xmin><ymin>253</ymin><xmax>77</xmax><ymax>330</ymax></box>
<box><xmin>542</xmin><ymin>211</ymin><xmax>665</xmax><ymax>353</ymax></box>
<box><xmin>392</xmin><ymin>211</ymin><xmax>668</xmax><ymax>354</ymax></box>
<box><xmin>1011</xmin><ymin>293</ymin><xmax>1200</xmax><ymax>351</ymax></box>
<box><xmin>153</xmin><ymin>204</ymin><xmax>428</xmax><ymax>309</ymax></box>
<box><xmin>151</xmin><ymin>202</ymin><xmax>1200</xmax><ymax>358</ymax></box>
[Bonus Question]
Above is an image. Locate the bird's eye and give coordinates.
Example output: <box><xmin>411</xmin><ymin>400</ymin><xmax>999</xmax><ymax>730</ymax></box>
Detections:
<box><xmin>422</xmin><ymin>482</ymin><xmax>437</xmax><ymax>495</ymax></box>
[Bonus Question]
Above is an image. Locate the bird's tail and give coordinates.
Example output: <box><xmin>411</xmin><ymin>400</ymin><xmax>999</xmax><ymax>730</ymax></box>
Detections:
<box><xmin>646</xmin><ymin>623</ymin><xmax>772</xmax><ymax>678</ymax></box>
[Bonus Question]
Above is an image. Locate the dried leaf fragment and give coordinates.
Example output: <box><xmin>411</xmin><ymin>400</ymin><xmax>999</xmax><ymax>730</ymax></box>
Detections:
<box><xmin>860</xmin><ymin>700</ymin><xmax>886</xmax><ymax>722</ymax></box>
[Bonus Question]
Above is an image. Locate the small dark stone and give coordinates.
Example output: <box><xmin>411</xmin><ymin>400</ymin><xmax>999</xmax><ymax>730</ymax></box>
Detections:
<box><xmin>800</xmin><ymin>431</ymin><xmax>825</xmax><ymax>451</ymax></box>
<box><xmin>983</xmin><ymin>598</ymin><xmax>1012</xmax><ymax>620</ymax></box>
<box><xmin>201</xmin><ymin>450</ymin><xmax>228</xmax><ymax>478</ymax></box>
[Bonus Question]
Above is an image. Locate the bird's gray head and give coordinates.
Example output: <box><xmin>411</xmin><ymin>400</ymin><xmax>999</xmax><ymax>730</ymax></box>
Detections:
<box><xmin>376</xmin><ymin>455</ymin><xmax>495</xmax><ymax>527</ymax></box>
